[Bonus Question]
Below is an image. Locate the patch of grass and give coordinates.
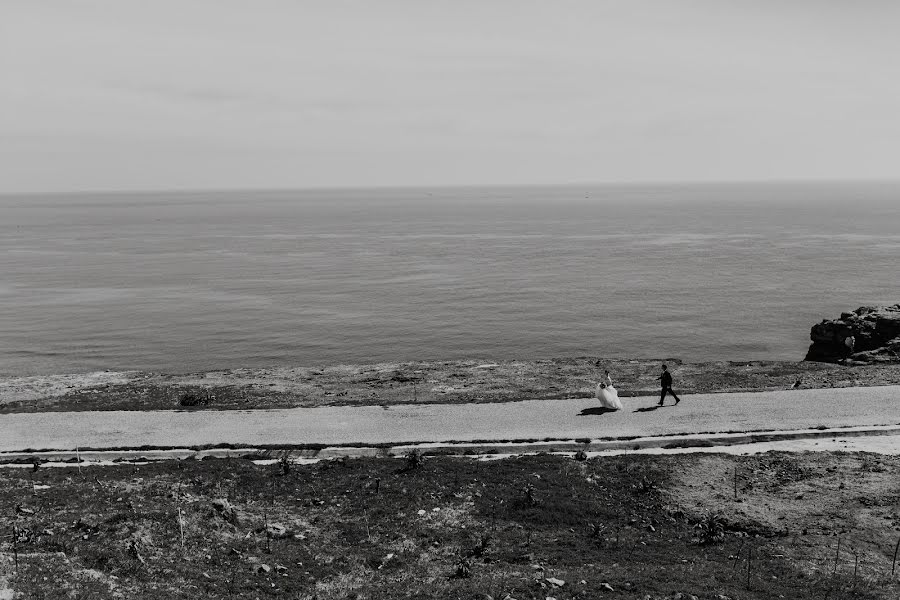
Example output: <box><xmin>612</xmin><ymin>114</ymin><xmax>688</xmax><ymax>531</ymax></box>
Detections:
<box><xmin>0</xmin><ymin>453</ymin><xmax>896</xmax><ymax>599</ymax></box>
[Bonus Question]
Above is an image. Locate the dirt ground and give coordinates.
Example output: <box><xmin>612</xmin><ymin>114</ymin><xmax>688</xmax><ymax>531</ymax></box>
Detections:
<box><xmin>1</xmin><ymin>451</ymin><xmax>898</xmax><ymax>599</ymax></box>
<box><xmin>2</xmin><ymin>357</ymin><xmax>900</xmax><ymax>413</ymax></box>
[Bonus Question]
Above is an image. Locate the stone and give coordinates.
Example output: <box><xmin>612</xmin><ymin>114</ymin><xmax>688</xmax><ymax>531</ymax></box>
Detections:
<box><xmin>805</xmin><ymin>304</ymin><xmax>900</xmax><ymax>363</ymax></box>
<box><xmin>261</xmin><ymin>523</ymin><xmax>290</xmax><ymax>539</ymax></box>
<box><xmin>378</xmin><ymin>553</ymin><xmax>397</xmax><ymax>569</ymax></box>
<box><xmin>546</xmin><ymin>577</ymin><xmax>565</xmax><ymax>587</ymax></box>
<box><xmin>254</xmin><ymin>563</ymin><xmax>271</xmax><ymax>574</ymax></box>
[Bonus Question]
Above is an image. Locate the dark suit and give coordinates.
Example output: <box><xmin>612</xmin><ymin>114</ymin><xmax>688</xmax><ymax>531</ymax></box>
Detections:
<box><xmin>659</xmin><ymin>370</ymin><xmax>680</xmax><ymax>404</ymax></box>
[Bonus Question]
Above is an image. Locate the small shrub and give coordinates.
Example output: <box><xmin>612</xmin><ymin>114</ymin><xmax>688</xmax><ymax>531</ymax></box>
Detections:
<box><xmin>402</xmin><ymin>450</ymin><xmax>424</xmax><ymax>472</ymax></box>
<box><xmin>178</xmin><ymin>391</ymin><xmax>213</xmax><ymax>407</ymax></box>
<box><xmin>127</xmin><ymin>539</ymin><xmax>146</xmax><ymax>565</ymax></box>
<box><xmin>277</xmin><ymin>451</ymin><xmax>292</xmax><ymax>476</ymax></box>
<box><xmin>633</xmin><ymin>476</ymin><xmax>656</xmax><ymax>494</ymax></box>
<box><xmin>453</xmin><ymin>558</ymin><xmax>472</xmax><ymax>579</ymax></box>
<box><xmin>13</xmin><ymin>527</ymin><xmax>33</xmax><ymax>544</ymax></box>
<box><xmin>694</xmin><ymin>513</ymin><xmax>726</xmax><ymax>545</ymax></box>
<box><xmin>523</xmin><ymin>483</ymin><xmax>539</xmax><ymax>507</ymax></box>
<box><xmin>468</xmin><ymin>534</ymin><xmax>491</xmax><ymax>558</ymax></box>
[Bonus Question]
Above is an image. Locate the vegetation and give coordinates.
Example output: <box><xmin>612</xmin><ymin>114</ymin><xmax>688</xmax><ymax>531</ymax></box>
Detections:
<box><xmin>1</xmin><ymin>451</ymin><xmax>898</xmax><ymax>598</ymax></box>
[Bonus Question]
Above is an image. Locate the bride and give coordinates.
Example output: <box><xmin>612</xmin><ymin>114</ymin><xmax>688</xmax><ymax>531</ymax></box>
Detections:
<box><xmin>596</xmin><ymin>371</ymin><xmax>623</xmax><ymax>410</ymax></box>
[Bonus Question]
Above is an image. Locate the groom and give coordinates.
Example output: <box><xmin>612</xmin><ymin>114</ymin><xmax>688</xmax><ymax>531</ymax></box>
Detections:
<box><xmin>657</xmin><ymin>364</ymin><xmax>681</xmax><ymax>406</ymax></box>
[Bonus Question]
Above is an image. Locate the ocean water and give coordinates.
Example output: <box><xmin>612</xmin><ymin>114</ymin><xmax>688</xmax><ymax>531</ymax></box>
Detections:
<box><xmin>1</xmin><ymin>182</ymin><xmax>898</xmax><ymax>376</ymax></box>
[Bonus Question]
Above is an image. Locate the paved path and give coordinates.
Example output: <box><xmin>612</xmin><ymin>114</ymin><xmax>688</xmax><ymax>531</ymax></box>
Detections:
<box><xmin>1</xmin><ymin>386</ymin><xmax>899</xmax><ymax>452</ymax></box>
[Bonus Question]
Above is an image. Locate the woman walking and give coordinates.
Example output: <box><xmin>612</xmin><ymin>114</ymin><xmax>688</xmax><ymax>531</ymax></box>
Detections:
<box><xmin>596</xmin><ymin>370</ymin><xmax>623</xmax><ymax>411</ymax></box>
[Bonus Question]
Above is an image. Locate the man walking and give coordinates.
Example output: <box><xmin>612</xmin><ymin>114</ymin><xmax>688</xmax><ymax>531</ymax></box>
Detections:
<box><xmin>657</xmin><ymin>364</ymin><xmax>681</xmax><ymax>406</ymax></box>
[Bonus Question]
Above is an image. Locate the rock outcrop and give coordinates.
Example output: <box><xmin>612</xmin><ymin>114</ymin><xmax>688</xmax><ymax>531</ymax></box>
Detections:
<box><xmin>805</xmin><ymin>304</ymin><xmax>900</xmax><ymax>363</ymax></box>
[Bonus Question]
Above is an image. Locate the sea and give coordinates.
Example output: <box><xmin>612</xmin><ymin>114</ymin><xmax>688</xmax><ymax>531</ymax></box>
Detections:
<box><xmin>1</xmin><ymin>182</ymin><xmax>898</xmax><ymax>377</ymax></box>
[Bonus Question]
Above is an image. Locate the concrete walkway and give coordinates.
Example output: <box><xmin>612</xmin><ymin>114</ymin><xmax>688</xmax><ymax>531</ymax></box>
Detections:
<box><xmin>1</xmin><ymin>386</ymin><xmax>899</xmax><ymax>452</ymax></box>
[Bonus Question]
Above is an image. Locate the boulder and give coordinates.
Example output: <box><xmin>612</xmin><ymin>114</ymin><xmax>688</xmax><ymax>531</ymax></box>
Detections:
<box><xmin>805</xmin><ymin>304</ymin><xmax>900</xmax><ymax>363</ymax></box>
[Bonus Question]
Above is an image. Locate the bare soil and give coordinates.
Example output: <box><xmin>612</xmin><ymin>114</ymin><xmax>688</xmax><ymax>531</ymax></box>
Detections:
<box><xmin>1</xmin><ymin>452</ymin><xmax>899</xmax><ymax>599</ymax></box>
<box><xmin>2</xmin><ymin>358</ymin><xmax>900</xmax><ymax>413</ymax></box>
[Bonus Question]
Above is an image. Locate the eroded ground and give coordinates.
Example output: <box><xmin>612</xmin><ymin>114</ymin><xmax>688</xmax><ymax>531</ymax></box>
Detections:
<box><xmin>1</xmin><ymin>452</ymin><xmax>898</xmax><ymax>599</ymax></box>
<box><xmin>2</xmin><ymin>358</ymin><xmax>900</xmax><ymax>413</ymax></box>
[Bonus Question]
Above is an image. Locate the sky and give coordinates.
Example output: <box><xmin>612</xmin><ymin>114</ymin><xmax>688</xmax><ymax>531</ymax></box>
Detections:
<box><xmin>2</xmin><ymin>1</ymin><xmax>900</xmax><ymax>193</ymax></box>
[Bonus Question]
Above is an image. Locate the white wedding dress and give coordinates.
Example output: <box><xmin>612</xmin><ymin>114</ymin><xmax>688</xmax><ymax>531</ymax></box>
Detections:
<box><xmin>596</xmin><ymin>375</ymin><xmax>623</xmax><ymax>410</ymax></box>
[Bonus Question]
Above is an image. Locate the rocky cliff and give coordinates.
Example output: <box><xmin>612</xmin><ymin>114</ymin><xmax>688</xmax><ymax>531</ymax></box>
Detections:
<box><xmin>805</xmin><ymin>304</ymin><xmax>900</xmax><ymax>363</ymax></box>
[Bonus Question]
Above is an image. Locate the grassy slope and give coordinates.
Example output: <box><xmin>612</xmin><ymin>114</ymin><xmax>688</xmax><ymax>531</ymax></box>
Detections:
<box><xmin>2</xmin><ymin>452</ymin><xmax>898</xmax><ymax>599</ymax></box>
<box><xmin>3</xmin><ymin>358</ymin><xmax>900</xmax><ymax>413</ymax></box>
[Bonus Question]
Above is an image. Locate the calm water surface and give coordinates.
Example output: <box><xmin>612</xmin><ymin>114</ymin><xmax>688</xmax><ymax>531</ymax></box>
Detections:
<box><xmin>1</xmin><ymin>183</ymin><xmax>898</xmax><ymax>376</ymax></box>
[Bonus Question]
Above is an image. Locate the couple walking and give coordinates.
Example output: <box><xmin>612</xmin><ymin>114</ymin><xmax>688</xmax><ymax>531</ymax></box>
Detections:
<box><xmin>595</xmin><ymin>363</ymin><xmax>681</xmax><ymax>410</ymax></box>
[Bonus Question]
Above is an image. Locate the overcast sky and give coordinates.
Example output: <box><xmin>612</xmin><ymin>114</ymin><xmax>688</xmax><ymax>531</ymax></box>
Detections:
<box><xmin>2</xmin><ymin>1</ymin><xmax>899</xmax><ymax>193</ymax></box>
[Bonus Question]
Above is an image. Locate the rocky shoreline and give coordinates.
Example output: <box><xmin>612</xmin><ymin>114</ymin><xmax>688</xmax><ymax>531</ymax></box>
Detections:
<box><xmin>3</xmin><ymin>304</ymin><xmax>899</xmax><ymax>413</ymax></box>
<box><xmin>806</xmin><ymin>304</ymin><xmax>900</xmax><ymax>364</ymax></box>
<box><xmin>3</xmin><ymin>356</ymin><xmax>900</xmax><ymax>413</ymax></box>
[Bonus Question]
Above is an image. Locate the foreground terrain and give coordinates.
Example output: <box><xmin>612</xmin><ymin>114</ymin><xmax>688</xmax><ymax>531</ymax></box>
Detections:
<box><xmin>3</xmin><ymin>358</ymin><xmax>900</xmax><ymax>413</ymax></box>
<box><xmin>2</xmin><ymin>451</ymin><xmax>899</xmax><ymax>599</ymax></box>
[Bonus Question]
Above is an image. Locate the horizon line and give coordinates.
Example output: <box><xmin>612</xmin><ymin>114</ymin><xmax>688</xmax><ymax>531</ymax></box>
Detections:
<box><xmin>3</xmin><ymin>176</ymin><xmax>900</xmax><ymax>198</ymax></box>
